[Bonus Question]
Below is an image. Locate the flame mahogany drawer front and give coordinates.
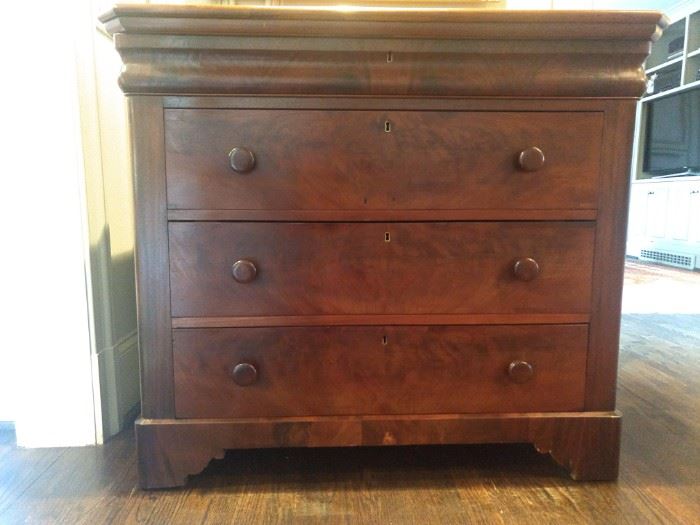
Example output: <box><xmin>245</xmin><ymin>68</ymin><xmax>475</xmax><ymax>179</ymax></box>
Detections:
<box><xmin>169</xmin><ymin>221</ymin><xmax>595</xmax><ymax>317</ymax></box>
<box><xmin>164</xmin><ymin>109</ymin><xmax>603</xmax><ymax>211</ymax></box>
<box><xmin>173</xmin><ymin>325</ymin><xmax>588</xmax><ymax>418</ymax></box>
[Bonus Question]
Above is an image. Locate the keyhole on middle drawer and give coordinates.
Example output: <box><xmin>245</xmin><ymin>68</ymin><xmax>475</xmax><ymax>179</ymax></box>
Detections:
<box><xmin>384</xmin><ymin>121</ymin><xmax>392</xmax><ymax>133</ymax></box>
<box><xmin>382</xmin><ymin>335</ymin><xmax>388</xmax><ymax>346</ymax></box>
<box><xmin>385</xmin><ymin>232</ymin><xmax>391</xmax><ymax>242</ymax></box>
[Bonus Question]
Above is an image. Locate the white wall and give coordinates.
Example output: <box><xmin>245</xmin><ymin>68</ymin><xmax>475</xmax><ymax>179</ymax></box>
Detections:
<box><xmin>80</xmin><ymin>3</ymin><xmax>141</xmax><ymax>440</ymax></box>
<box><xmin>0</xmin><ymin>0</ymin><xmax>143</xmax><ymax>444</ymax></box>
<box><xmin>0</xmin><ymin>2</ymin><xmax>98</xmax><ymax>446</ymax></box>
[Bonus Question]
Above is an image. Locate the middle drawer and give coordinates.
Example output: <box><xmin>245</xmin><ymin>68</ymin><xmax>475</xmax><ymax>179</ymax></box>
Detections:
<box><xmin>169</xmin><ymin>221</ymin><xmax>594</xmax><ymax>317</ymax></box>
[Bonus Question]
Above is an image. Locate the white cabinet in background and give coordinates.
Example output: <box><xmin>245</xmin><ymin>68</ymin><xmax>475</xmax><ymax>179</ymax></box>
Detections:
<box><xmin>626</xmin><ymin>177</ymin><xmax>700</xmax><ymax>270</ymax></box>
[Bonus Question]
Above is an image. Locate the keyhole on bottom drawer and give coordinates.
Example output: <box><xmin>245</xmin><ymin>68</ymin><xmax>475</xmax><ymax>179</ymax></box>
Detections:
<box><xmin>382</xmin><ymin>335</ymin><xmax>388</xmax><ymax>346</ymax></box>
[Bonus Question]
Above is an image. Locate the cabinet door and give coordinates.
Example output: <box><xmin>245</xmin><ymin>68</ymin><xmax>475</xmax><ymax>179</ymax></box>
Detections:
<box><xmin>669</xmin><ymin>182</ymin><xmax>691</xmax><ymax>241</ymax></box>
<box><xmin>627</xmin><ymin>183</ymin><xmax>650</xmax><ymax>254</ymax></box>
<box><xmin>689</xmin><ymin>182</ymin><xmax>700</xmax><ymax>244</ymax></box>
<box><xmin>645</xmin><ymin>185</ymin><xmax>668</xmax><ymax>239</ymax></box>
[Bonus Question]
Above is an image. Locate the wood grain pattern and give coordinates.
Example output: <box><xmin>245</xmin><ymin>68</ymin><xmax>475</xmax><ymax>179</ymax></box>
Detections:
<box><xmin>162</xmin><ymin>96</ymin><xmax>609</xmax><ymax>111</ymax></box>
<box><xmin>171</xmin><ymin>313</ymin><xmax>590</xmax><ymax>328</ymax></box>
<box><xmin>167</xmin><ymin>209</ymin><xmax>598</xmax><ymax>222</ymax></box>
<box><xmin>2</xmin><ymin>308</ymin><xmax>699</xmax><ymax>521</ymax></box>
<box><xmin>128</xmin><ymin>96</ymin><xmax>174</xmax><ymax>419</ymax></box>
<box><xmin>585</xmin><ymin>101</ymin><xmax>638</xmax><ymax>411</ymax></box>
<box><xmin>100</xmin><ymin>5</ymin><xmax>661</xmax><ymax>490</ymax></box>
<box><xmin>99</xmin><ymin>5</ymin><xmax>665</xmax><ymax>31</ymax></box>
<box><xmin>98</xmin><ymin>7</ymin><xmax>665</xmax><ymax>97</ymax></box>
<box><xmin>173</xmin><ymin>325</ymin><xmax>588</xmax><ymax>418</ymax></box>
<box><xmin>134</xmin><ymin>412</ymin><xmax>620</xmax><ymax>488</ymax></box>
<box><xmin>165</xmin><ymin>110</ymin><xmax>603</xmax><ymax>212</ymax></box>
<box><xmin>109</xmin><ymin>36</ymin><xmax>654</xmax><ymax>97</ymax></box>
<box><xmin>169</xmin><ymin>221</ymin><xmax>595</xmax><ymax>317</ymax></box>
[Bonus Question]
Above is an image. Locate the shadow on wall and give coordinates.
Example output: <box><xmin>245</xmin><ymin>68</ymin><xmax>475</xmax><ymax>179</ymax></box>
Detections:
<box><xmin>90</xmin><ymin>230</ymin><xmax>139</xmax><ymax>440</ymax></box>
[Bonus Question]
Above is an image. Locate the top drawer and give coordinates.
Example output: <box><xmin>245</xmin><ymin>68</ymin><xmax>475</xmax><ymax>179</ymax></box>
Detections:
<box><xmin>164</xmin><ymin>109</ymin><xmax>603</xmax><ymax>211</ymax></box>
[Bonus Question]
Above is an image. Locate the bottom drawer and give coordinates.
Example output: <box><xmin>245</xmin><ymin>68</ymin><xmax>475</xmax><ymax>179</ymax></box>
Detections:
<box><xmin>173</xmin><ymin>325</ymin><xmax>587</xmax><ymax>418</ymax></box>
<box><xmin>173</xmin><ymin>325</ymin><xmax>588</xmax><ymax>418</ymax></box>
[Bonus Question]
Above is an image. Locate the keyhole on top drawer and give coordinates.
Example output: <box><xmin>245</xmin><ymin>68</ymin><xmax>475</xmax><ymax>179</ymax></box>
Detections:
<box><xmin>384</xmin><ymin>121</ymin><xmax>392</xmax><ymax>133</ymax></box>
<box><xmin>382</xmin><ymin>335</ymin><xmax>388</xmax><ymax>346</ymax></box>
<box><xmin>385</xmin><ymin>232</ymin><xmax>391</xmax><ymax>242</ymax></box>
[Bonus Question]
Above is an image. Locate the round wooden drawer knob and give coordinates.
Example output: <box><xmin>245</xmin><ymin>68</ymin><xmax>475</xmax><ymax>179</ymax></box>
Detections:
<box><xmin>508</xmin><ymin>360</ymin><xmax>534</xmax><ymax>383</ymax></box>
<box><xmin>232</xmin><ymin>259</ymin><xmax>257</xmax><ymax>283</ymax></box>
<box><xmin>513</xmin><ymin>257</ymin><xmax>540</xmax><ymax>281</ymax></box>
<box><xmin>229</xmin><ymin>146</ymin><xmax>256</xmax><ymax>173</ymax></box>
<box><xmin>518</xmin><ymin>146</ymin><xmax>545</xmax><ymax>172</ymax></box>
<box><xmin>231</xmin><ymin>363</ymin><xmax>258</xmax><ymax>386</ymax></box>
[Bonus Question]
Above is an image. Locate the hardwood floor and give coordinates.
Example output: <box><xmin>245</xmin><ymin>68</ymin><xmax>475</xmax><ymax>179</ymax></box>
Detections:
<box><xmin>0</xmin><ymin>261</ymin><xmax>698</xmax><ymax>524</ymax></box>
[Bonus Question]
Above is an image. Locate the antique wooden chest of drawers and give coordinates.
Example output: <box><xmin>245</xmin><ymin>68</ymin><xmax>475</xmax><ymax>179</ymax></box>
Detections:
<box><xmin>101</xmin><ymin>5</ymin><xmax>665</xmax><ymax>488</ymax></box>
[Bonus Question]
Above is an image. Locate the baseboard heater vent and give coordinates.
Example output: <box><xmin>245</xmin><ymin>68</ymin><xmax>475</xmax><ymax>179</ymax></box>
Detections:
<box><xmin>639</xmin><ymin>249</ymin><xmax>695</xmax><ymax>270</ymax></box>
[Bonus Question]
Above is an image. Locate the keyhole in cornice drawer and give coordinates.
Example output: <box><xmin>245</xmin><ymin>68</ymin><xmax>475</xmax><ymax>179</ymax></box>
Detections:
<box><xmin>384</xmin><ymin>121</ymin><xmax>392</xmax><ymax>133</ymax></box>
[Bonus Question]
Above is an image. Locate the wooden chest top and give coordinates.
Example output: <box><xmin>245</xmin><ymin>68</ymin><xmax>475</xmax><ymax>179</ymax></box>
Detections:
<box><xmin>100</xmin><ymin>5</ymin><xmax>667</xmax><ymax>97</ymax></box>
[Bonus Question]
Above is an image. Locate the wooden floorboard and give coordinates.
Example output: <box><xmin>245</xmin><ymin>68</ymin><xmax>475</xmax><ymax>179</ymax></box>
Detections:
<box><xmin>0</xmin><ymin>262</ymin><xmax>698</xmax><ymax>524</ymax></box>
